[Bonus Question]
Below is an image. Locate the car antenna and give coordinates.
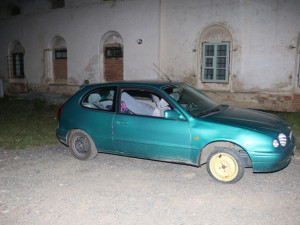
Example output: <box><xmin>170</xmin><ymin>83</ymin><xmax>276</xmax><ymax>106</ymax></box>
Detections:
<box><xmin>153</xmin><ymin>63</ymin><xmax>172</xmax><ymax>82</ymax></box>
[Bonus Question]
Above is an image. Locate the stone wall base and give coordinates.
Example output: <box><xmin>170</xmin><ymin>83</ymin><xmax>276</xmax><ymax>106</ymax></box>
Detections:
<box><xmin>3</xmin><ymin>81</ymin><xmax>300</xmax><ymax>112</ymax></box>
<box><xmin>5</xmin><ymin>80</ymin><xmax>27</xmax><ymax>94</ymax></box>
<box><xmin>204</xmin><ymin>91</ymin><xmax>300</xmax><ymax>112</ymax></box>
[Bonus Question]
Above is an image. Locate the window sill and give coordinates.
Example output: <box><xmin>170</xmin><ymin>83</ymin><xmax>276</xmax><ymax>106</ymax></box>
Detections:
<box><xmin>9</xmin><ymin>77</ymin><xmax>26</xmax><ymax>83</ymax></box>
<box><xmin>201</xmin><ymin>80</ymin><xmax>229</xmax><ymax>84</ymax></box>
<box><xmin>48</xmin><ymin>80</ymin><xmax>80</xmax><ymax>86</ymax></box>
<box><xmin>48</xmin><ymin>79</ymin><xmax>67</xmax><ymax>85</ymax></box>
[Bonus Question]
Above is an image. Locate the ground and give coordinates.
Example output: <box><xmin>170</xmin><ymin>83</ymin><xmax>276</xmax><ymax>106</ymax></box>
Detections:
<box><xmin>0</xmin><ymin>145</ymin><xmax>300</xmax><ymax>225</ymax></box>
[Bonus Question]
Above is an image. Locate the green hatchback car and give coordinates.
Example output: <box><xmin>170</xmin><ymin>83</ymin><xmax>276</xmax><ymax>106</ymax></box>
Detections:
<box><xmin>56</xmin><ymin>81</ymin><xmax>296</xmax><ymax>183</ymax></box>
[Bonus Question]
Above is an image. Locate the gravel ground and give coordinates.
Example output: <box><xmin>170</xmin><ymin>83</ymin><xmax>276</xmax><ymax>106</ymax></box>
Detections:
<box><xmin>0</xmin><ymin>145</ymin><xmax>299</xmax><ymax>225</ymax></box>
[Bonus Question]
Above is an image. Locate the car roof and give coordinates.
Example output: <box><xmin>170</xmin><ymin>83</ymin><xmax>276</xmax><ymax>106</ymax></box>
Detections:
<box><xmin>82</xmin><ymin>80</ymin><xmax>181</xmax><ymax>89</ymax></box>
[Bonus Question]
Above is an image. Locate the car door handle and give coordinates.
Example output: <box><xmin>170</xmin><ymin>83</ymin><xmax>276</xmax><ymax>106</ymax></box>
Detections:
<box><xmin>116</xmin><ymin>120</ymin><xmax>128</xmax><ymax>125</ymax></box>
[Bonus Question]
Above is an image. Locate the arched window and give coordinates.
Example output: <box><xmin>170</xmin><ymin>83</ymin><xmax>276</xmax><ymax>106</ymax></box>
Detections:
<box><xmin>8</xmin><ymin>40</ymin><xmax>25</xmax><ymax>78</ymax></box>
<box><xmin>51</xmin><ymin>36</ymin><xmax>68</xmax><ymax>81</ymax></box>
<box><xmin>44</xmin><ymin>36</ymin><xmax>68</xmax><ymax>84</ymax></box>
<box><xmin>100</xmin><ymin>31</ymin><xmax>124</xmax><ymax>82</ymax></box>
<box><xmin>200</xmin><ymin>24</ymin><xmax>232</xmax><ymax>83</ymax></box>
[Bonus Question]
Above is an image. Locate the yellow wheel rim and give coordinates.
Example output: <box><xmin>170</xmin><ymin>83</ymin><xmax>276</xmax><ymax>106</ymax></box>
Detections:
<box><xmin>209</xmin><ymin>153</ymin><xmax>239</xmax><ymax>182</ymax></box>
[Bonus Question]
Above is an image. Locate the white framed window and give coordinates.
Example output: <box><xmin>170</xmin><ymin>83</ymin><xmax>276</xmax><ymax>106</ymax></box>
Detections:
<box><xmin>202</xmin><ymin>42</ymin><xmax>229</xmax><ymax>83</ymax></box>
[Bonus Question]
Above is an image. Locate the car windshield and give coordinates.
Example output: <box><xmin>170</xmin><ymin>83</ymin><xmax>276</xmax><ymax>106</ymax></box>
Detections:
<box><xmin>162</xmin><ymin>84</ymin><xmax>221</xmax><ymax>117</ymax></box>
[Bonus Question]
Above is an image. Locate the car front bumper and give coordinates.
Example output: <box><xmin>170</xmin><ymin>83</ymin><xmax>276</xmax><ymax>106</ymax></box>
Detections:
<box><xmin>251</xmin><ymin>145</ymin><xmax>296</xmax><ymax>172</ymax></box>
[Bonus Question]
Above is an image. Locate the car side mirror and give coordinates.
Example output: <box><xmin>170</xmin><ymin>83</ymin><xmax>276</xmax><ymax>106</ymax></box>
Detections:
<box><xmin>164</xmin><ymin>110</ymin><xmax>184</xmax><ymax>120</ymax></box>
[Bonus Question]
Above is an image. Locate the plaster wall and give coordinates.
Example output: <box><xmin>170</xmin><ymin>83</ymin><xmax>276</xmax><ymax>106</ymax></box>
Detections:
<box><xmin>160</xmin><ymin>0</ymin><xmax>300</xmax><ymax>96</ymax></box>
<box><xmin>0</xmin><ymin>0</ymin><xmax>160</xmax><ymax>89</ymax></box>
<box><xmin>0</xmin><ymin>0</ymin><xmax>299</xmax><ymax>111</ymax></box>
<box><xmin>238</xmin><ymin>0</ymin><xmax>300</xmax><ymax>94</ymax></box>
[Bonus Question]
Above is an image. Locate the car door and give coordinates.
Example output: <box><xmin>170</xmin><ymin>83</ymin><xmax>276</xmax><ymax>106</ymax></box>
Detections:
<box><xmin>80</xmin><ymin>86</ymin><xmax>117</xmax><ymax>153</ymax></box>
<box><xmin>112</xmin><ymin>87</ymin><xmax>191</xmax><ymax>162</ymax></box>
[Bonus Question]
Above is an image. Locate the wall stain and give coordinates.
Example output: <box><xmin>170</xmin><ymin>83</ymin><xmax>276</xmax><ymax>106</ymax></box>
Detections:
<box><xmin>68</xmin><ymin>77</ymin><xmax>79</xmax><ymax>85</ymax></box>
<box><xmin>180</xmin><ymin>75</ymin><xmax>196</xmax><ymax>86</ymax></box>
<box><xmin>274</xmin><ymin>81</ymin><xmax>290</xmax><ymax>89</ymax></box>
<box><xmin>85</xmin><ymin>55</ymin><xmax>99</xmax><ymax>82</ymax></box>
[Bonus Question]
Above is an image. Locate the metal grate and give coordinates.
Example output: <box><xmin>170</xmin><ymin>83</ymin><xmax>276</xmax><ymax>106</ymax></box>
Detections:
<box><xmin>7</xmin><ymin>54</ymin><xmax>25</xmax><ymax>79</ymax></box>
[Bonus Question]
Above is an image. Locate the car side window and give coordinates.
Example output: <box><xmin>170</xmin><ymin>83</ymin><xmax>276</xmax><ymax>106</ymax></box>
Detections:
<box><xmin>82</xmin><ymin>87</ymin><xmax>116</xmax><ymax>111</ymax></box>
<box><xmin>120</xmin><ymin>89</ymin><xmax>172</xmax><ymax>117</ymax></box>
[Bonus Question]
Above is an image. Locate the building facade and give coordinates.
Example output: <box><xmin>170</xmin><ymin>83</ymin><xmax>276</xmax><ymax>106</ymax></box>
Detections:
<box><xmin>0</xmin><ymin>0</ymin><xmax>299</xmax><ymax>111</ymax></box>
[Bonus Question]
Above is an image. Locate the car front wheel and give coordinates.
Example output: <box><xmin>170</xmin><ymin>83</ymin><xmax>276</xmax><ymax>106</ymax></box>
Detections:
<box><xmin>206</xmin><ymin>148</ymin><xmax>244</xmax><ymax>184</ymax></box>
<box><xmin>69</xmin><ymin>130</ymin><xmax>98</xmax><ymax>160</ymax></box>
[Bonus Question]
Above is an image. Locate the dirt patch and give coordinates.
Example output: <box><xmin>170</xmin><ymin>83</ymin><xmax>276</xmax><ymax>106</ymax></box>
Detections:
<box><xmin>1</xmin><ymin>145</ymin><xmax>299</xmax><ymax>225</ymax></box>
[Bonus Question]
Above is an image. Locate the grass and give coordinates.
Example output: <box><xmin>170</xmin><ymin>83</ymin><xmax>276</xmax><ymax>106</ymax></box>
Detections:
<box><xmin>0</xmin><ymin>96</ymin><xmax>61</xmax><ymax>150</ymax></box>
<box><xmin>0</xmin><ymin>96</ymin><xmax>299</xmax><ymax>150</ymax></box>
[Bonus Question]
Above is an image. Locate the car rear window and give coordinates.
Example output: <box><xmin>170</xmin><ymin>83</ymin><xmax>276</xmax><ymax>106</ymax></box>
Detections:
<box><xmin>81</xmin><ymin>87</ymin><xmax>116</xmax><ymax>112</ymax></box>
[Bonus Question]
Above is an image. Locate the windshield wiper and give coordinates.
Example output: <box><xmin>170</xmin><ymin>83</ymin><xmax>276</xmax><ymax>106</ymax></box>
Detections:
<box><xmin>195</xmin><ymin>105</ymin><xmax>225</xmax><ymax>117</ymax></box>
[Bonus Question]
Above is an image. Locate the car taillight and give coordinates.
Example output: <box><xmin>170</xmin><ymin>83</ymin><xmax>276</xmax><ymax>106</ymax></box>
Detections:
<box><xmin>58</xmin><ymin>104</ymin><xmax>64</xmax><ymax>121</ymax></box>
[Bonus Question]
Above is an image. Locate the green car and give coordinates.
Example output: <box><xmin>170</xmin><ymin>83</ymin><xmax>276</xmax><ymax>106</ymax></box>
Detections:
<box><xmin>56</xmin><ymin>81</ymin><xmax>296</xmax><ymax>183</ymax></box>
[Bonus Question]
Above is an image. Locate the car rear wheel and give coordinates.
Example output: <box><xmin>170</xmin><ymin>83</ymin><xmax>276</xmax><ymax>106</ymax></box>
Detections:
<box><xmin>69</xmin><ymin>130</ymin><xmax>98</xmax><ymax>160</ymax></box>
<box><xmin>206</xmin><ymin>148</ymin><xmax>244</xmax><ymax>184</ymax></box>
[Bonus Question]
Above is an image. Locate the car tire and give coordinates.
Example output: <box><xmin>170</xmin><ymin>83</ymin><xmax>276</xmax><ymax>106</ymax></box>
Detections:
<box><xmin>206</xmin><ymin>148</ymin><xmax>244</xmax><ymax>184</ymax></box>
<box><xmin>69</xmin><ymin>130</ymin><xmax>98</xmax><ymax>160</ymax></box>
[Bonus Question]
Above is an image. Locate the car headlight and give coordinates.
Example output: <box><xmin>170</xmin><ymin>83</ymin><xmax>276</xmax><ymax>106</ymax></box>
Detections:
<box><xmin>278</xmin><ymin>133</ymin><xmax>287</xmax><ymax>147</ymax></box>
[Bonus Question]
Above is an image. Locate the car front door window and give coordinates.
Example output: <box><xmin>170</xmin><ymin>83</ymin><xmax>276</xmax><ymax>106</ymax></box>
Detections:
<box><xmin>119</xmin><ymin>89</ymin><xmax>172</xmax><ymax>118</ymax></box>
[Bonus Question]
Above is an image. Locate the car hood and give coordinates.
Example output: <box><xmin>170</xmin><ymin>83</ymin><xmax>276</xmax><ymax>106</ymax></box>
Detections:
<box><xmin>202</xmin><ymin>106</ymin><xmax>290</xmax><ymax>137</ymax></box>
